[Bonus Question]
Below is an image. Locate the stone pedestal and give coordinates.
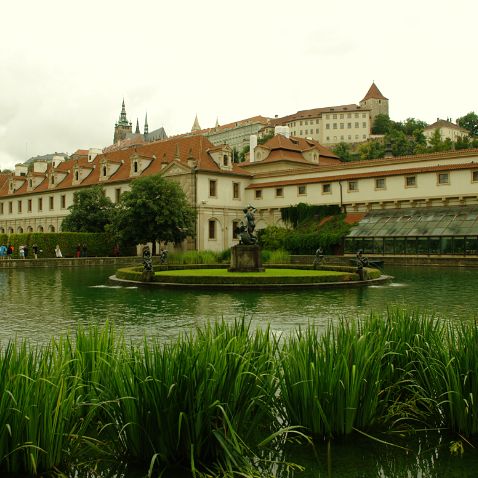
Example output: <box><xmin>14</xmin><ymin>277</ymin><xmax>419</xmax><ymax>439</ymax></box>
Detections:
<box><xmin>229</xmin><ymin>245</ymin><xmax>264</xmax><ymax>272</ymax></box>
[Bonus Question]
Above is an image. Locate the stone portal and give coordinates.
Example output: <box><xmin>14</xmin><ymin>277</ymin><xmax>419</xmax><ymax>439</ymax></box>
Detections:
<box><xmin>229</xmin><ymin>244</ymin><xmax>264</xmax><ymax>272</ymax></box>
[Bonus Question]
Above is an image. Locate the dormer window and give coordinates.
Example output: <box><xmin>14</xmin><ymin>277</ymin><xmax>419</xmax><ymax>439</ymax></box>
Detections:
<box><xmin>102</xmin><ymin>166</ymin><xmax>107</xmax><ymax>177</ymax></box>
<box><xmin>29</xmin><ymin>179</ymin><xmax>32</xmax><ymax>188</ymax></box>
<box><xmin>75</xmin><ymin>170</ymin><xmax>79</xmax><ymax>181</ymax></box>
<box><xmin>133</xmin><ymin>161</ymin><xmax>138</xmax><ymax>173</ymax></box>
<box><xmin>223</xmin><ymin>155</ymin><xmax>228</xmax><ymax>167</ymax></box>
<box><xmin>51</xmin><ymin>175</ymin><xmax>55</xmax><ymax>185</ymax></box>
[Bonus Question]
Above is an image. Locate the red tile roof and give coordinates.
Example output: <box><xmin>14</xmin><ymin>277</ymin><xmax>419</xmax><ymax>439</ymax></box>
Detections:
<box><xmin>361</xmin><ymin>82</ymin><xmax>388</xmax><ymax>101</ymax></box>
<box><xmin>278</xmin><ymin>104</ymin><xmax>367</xmax><ymax>124</ymax></box>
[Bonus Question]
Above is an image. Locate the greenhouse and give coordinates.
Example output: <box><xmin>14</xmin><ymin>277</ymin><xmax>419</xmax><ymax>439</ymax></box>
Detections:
<box><xmin>345</xmin><ymin>206</ymin><xmax>478</xmax><ymax>255</ymax></box>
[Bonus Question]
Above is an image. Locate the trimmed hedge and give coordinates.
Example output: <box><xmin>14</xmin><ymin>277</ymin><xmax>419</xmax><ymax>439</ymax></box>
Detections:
<box><xmin>0</xmin><ymin>232</ymin><xmax>135</xmax><ymax>258</ymax></box>
<box><xmin>115</xmin><ymin>266</ymin><xmax>372</xmax><ymax>285</ymax></box>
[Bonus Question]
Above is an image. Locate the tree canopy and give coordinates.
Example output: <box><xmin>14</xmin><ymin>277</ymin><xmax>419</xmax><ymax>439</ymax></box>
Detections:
<box><xmin>457</xmin><ymin>112</ymin><xmax>478</xmax><ymax>137</ymax></box>
<box><xmin>112</xmin><ymin>174</ymin><xmax>195</xmax><ymax>248</ymax></box>
<box><xmin>61</xmin><ymin>185</ymin><xmax>115</xmax><ymax>233</ymax></box>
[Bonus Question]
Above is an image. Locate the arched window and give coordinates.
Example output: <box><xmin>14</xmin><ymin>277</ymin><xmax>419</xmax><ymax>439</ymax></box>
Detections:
<box><xmin>0</xmin><ymin>227</ymin><xmax>4</xmax><ymax>234</ymax></box>
<box><xmin>27</xmin><ymin>226</ymin><xmax>33</xmax><ymax>232</ymax></box>
<box><xmin>48</xmin><ymin>225</ymin><xmax>55</xmax><ymax>232</ymax></box>
<box><xmin>8</xmin><ymin>227</ymin><xmax>14</xmax><ymax>234</ymax></box>
<box><xmin>37</xmin><ymin>226</ymin><xmax>44</xmax><ymax>232</ymax></box>
<box><xmin>17</xmin><ymin>227</ymin><xmax>23</xmax><ymax>233</ymax></box>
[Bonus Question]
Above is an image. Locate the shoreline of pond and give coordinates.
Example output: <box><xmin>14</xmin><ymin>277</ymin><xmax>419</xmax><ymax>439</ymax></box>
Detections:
<box><xmin>2</xmin><ymin>253</ymin><xmax>478</xmax><ymax>269</ymax></box>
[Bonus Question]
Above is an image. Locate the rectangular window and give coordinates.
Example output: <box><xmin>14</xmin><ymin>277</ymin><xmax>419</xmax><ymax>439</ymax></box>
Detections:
<box><xmin>315</xmin><ymin>128</ymin><xmax>319</xmax><ymax>133</ymax></box>
<box><xmin>28</xmin><ymin>199</ymin><xmax>32</xmax><ymax>212</ymax></box>
<box><xmin>340</xmin><ymin>123</ymin><xmax>344</xmax><ymax>129</ymax></box>
<box><xmin>17</xmin><ymin>200</ymin><xmax>22</xmax><ymax>213</ymax></box>
<box><xmin>9</xmin><ymin>201</ymin><xmax>12</xmax><ymax>214</ymax></box>
<box><xmin>61</xmin><ymin>195</ymin><xmax>66</xmax><ymax>209</ymax></box>
<box><xmin>322</xmin><ymin>183</ymin><xmax>331</xmax><ymax>194</ymax></box>
<box><xmin>355</xmin><ymin>122</ymin><xmax>359</xmax><ymax>128</ymax></box>
<box><xmin>49</xmin><ymin>196</ymin><xmax>54</xmax><ymax>210</ymax></box>
<box><xmin>348</xmin><ymin>181</ymin><xmax>358</xmax><ymax>192</ymax></box>
<box><xmin>438</xmin><ymin>172</ymin><xmax>449</xmax><ymax>185</ymax></box>
<box><xmin>0</xmin><ymin>202</ymin><xmax>3</xmax><ymax>215</ymax></box>
<box><xmin>472</xmin><ymin>171</ymin><xmax>478</xmax><ymax>182</ymax></box>
<box><xmin>362</xmin><ymin>122</ymin><xmax>367</xmax><ymax>128</ymax></box>
<box><xmin>375</xmin><ymin>178</ymin><xmax>386</xmax><ymax>189</ymax></box>
<box><xmin>405</xmin><ymin>175</ymin><xmax>417</xmax><ymax>187</ymax></box>
<box><xmin>208</xmin><ymin>220</ymin><xmax>216</xmax><ymax>240</ymax></box>
<box><xmin>115</xmin><ymin>188</ymin><xmax>121</xmax><ymax>203</ymax></box>
<box><xmin>333</xmin><ymin>123</ymin><xmax>337</xmax><ymax>129</ymax></box>
<box><xmin>255</xmin><ymin>189</ymin><xmax>262</xmax><ymax>199</ymax></box>
<box><xmin>326</xmin><ymin>124</ymin><xmax>330</xmax><ymax>129</ymax></box>
<box><xmin>298</xmin><ymin>185</ymin><xmax>306</xmax><ymax>195</ymax></box>
<box><xmin>209</xmin><ymin>179</ymin><xmax>217</xmax><ymax>197</ymax></box>
<box><xmin>276</xmin><ymin>187</ymin><xmax>283</xmax><ymax>197</ymax></box>
<box><xmin>347</xmin><ymin>123</ymin><xmax>352</xmax><ymax>128</ymax></box>
<box><xmin>38</xmin><ymin>197</ymin><xmax>43</xmax><ymax>211</ymax></box>
<box><xmin>233</xmin><ymin>182</ymin><xmax>240</xmax><ymax>199</ymax></box>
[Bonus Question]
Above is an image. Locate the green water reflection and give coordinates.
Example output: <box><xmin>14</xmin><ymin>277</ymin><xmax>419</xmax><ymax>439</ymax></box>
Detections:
<box><xmin>1</xmin><ymin>265</ymin><xmax>478</xmax><ymax>345</ymax></box>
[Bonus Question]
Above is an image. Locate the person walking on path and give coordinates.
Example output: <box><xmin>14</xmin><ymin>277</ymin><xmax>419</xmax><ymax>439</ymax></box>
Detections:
<box><xmin>0</xmin><ymin>244</ymin><xmax>7</xmax><ymax>259</ymax></box>
<box><xmin>55</xmin><ymin>245</ymin><xmax>63</xmax><ymax>258</ymax></box>
<box><xmin>75</xmin><ymin>244</ymin><xmax>81</xmax><ymax>258</ymax></box>
<box><xmin>7</xmin><ymin>244</ymin><xmax>13</xmax><ymax>259</ymax></box>
<box><xmin>32</xmin><ymin>244</ymin><xmax>39</xmax><ymax>259</ymax></box>
<box><xmin>81</xmin><ymin>243</ymin><xmax>88</xmax><ymax>257</ymax></box>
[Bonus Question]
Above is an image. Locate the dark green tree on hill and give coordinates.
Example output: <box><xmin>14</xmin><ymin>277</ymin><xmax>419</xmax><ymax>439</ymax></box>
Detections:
<box><xmin>61</xmin><ymin>185</ymin><xmax>114</xmax><ymax>232</ymax></box>
<box><xmin>457</xmin><ymin>112</ymin><xmax>478</xmax><ymax>137</ymax></box>
<box><xmin>111</xmin><ymin>174</ymin><xmax>195</xmax><ymax>253</ymax></box>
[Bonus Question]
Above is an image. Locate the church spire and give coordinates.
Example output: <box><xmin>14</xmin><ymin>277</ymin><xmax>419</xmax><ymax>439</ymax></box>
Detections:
<box><xmin>117</xmin><ymin>98</ymin><xmax>130</xmax><ymax>126</ymax></box>
<box><xmin>191</xmin><ymin>114</ymin><xmax>201</xmax><ymax>132</ymax></box>
<box><xmin>144</xmin><ymin>113</ymin><xmax>149</xmax><ymax>135</ymax></box>
<box><xmin>135</xmin><ymin>118</ymin><xmax>140</xmax><ymax>134</ymax></box>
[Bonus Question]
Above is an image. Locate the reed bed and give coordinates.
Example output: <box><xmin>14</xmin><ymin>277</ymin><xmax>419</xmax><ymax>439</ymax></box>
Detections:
<box><xmin>0</xmin><ymin>313</ymin><xmax>477</xmax><ymax>476</ymax></box>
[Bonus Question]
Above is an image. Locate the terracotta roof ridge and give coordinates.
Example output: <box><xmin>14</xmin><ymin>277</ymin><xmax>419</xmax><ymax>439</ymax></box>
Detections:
<box><xmin>361</xmin><ymin>82</ymin><xmax>388</xmax><ymax>101</ymax></box>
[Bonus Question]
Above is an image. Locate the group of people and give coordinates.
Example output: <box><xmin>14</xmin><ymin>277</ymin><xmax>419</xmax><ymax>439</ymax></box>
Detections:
<box><xmin>0</xmin><ymin>244</ymin><xmax>41</xmax><ymax>259</ymax></box>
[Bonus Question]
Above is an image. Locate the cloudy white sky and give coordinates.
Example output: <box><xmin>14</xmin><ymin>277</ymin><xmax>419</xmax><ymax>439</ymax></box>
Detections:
<box><xmin>0</xmin><ymin>0</ymin><xmax>476</xmax><ymax>170</ymax></box>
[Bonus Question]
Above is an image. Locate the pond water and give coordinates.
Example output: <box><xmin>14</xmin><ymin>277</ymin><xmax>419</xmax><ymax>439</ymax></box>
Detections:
<box><xmin>1</xmin><ymin>263</ymin><xmax>478</xmax><ymax>477</ymax></box>
<box><xmin>1</xmin><ymin>264</ymin><xmax>478</xmax><ymax>346</ymax></box>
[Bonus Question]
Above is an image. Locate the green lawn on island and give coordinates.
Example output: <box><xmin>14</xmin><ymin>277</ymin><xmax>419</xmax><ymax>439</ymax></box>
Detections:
<box><xmin>154</xmin><ymin>268</ymin><xmax>347</xmax><ymax>277</ymax></box>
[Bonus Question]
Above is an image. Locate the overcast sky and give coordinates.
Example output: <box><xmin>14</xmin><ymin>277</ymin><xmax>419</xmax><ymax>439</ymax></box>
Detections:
<box><xmin>1</xmin><ymin>0</ymin><xmax>476</xmax><ymax>170</ymax></box>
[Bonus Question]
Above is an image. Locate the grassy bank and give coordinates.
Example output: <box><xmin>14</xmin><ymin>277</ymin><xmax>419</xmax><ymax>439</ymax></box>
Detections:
<box><xmin>0</xmin><ymin>313</ymin><xmax>477</xmax><ymax>476</ymax></box>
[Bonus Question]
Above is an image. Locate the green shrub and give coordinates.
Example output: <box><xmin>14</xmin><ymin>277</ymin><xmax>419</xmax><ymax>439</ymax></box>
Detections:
<box><xmin>266</xmin><ymin>249</ymin><xmax>291</xmax><ymax>264</ymax></box>
<box><xmin>2</xmin><ymin>232</ymin><xmax>135</xmax><ymax>258</ymax></box>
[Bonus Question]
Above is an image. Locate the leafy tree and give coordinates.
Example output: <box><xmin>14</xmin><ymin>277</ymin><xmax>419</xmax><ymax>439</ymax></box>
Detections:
<box><xmin>457</xmin><ymin>112</ymin><xmax>478</xmax><ymax>137</ymax></box>
<box><xmin>61</xmin><ymin>185</ymin><xmax>115</xmax><ymax>232</ymax></box>
<box><xmin>401</xmin><ymin>117</ymin><xmax>427</xmax><ymax>137</ymax></box>
<box><xmin>357</xmin><ymin>140</ymin><xmax>385</xmax><ymax>160</ymax></box>
<box><xmin>371</xmin><ymin>114</ymin><xmax>393</xmax><ymax>135</ymax></box>
<box><xmin>112</xmin><ymin>174</ymin><xmax>195</xmax><ymax>251</ymax></box>
<box><xmin>427</xmin><ymin>129</ymin><xmax>454</xmax><ymax>152</ymax></box>
<box><xmin>332</xmin><ymin>142</ymin><xmax>355</xmax><ymax>161</ymax></box>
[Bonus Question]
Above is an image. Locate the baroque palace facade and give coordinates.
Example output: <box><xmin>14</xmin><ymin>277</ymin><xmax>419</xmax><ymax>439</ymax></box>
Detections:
<box><xmin>1</xmin><ymin>123</ymin><xmax>478</xmax><ymax>252</ymax></box>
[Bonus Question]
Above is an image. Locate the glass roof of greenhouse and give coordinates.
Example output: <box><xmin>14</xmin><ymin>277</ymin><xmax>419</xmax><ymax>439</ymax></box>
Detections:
<box><xmin>347</xmin><ymin>206</ymin><xmax>478</xmax><ymax>237</ymax></box>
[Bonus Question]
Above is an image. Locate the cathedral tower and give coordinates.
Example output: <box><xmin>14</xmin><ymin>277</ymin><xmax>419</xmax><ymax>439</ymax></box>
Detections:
<box><xmin>113</xmin><ymin>99</ymin><xmax>132</xmax><ymax>143</ymax></box>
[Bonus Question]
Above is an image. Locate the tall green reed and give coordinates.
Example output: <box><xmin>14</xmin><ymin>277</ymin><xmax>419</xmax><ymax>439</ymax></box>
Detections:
<box><xmin>106</xmin><ymin>319</ymin><xmax>280</xmax><ymax>473</ymax></box>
